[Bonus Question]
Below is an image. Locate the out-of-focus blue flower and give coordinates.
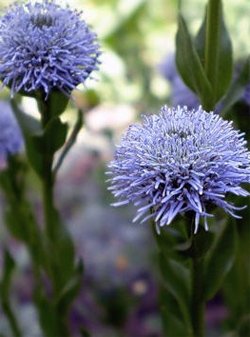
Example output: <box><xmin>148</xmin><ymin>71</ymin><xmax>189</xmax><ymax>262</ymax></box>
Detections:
<box><xmin>0</xmin><ymin>102</ymin><xmax>23</xmax><ymax>165</ymax></box>
<box><xmin>108</xmin><ymin>106</ymin><xmax>250</xmax><ymax>233</ymax></box>
<box><xmin>159</xmin><ymin>54</ymin><xmax>200</xmax><ymax>109</ymax></box>
<box><xmin>243</xmin><ymin>83</ymin><xmax>250</xmax><ymax>105</ymax></box>
<box><xmin>0</xmin><ymin>1</ymin><xmax>100</xmax><ymax>97</ymax></box>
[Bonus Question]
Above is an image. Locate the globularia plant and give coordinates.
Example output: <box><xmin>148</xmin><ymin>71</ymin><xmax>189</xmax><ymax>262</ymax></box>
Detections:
<box><xmin>108</xmin><ymin>0</ymin><xmax>250</xmax><ymax>335</ymax></box>
<box><xmin>109</xmin><ymin>105</ymin><xmax>250</xmax><ymax>233</ymax></box>
<box><xmin>0</xmin><ymin>1</ymin><xmax>100</xmax><ymax>336</ymax></box>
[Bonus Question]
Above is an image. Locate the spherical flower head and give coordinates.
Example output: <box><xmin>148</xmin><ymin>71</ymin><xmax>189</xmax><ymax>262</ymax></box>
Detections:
<box><xmin>0</xmin><ymin>1</ymin><xmax>100</xmax><ymax>97</ymax></box>
<box><xmin>108</xmin><ymin>106</ymin><xmax>250</xmax><ymax>233</ymax></box>
<box><xmin>0</xmin><ymin>101</ymin><xmax>23</xmax><ymax>166</ymax></box>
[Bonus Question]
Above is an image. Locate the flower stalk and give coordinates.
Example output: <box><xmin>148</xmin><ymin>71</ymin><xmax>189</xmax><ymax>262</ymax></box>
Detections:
<box><xmin>38</xmin><ymin>97</ymin><xmax>71</xmax><ymax>337</ymax></box>
<box><xmin>191</xmin><ymin>238</ymin><xmax>205</xmax><ymax>337</ymax></box>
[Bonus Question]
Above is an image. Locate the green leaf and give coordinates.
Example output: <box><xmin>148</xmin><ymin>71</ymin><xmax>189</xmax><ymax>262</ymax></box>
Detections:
<box><xmin>204</xmin><ymin>219</ymin><xmax>238</xmax><ymax>300</ymax></box>
<box><xmin>0</xmin><ymin>250</ymin><xmax>15</xmax><ymax>297</ymax></box>
<box><xmin>176</xmin><ymin>14</ymin><xmax>213</xmax><ymax>110</ymax></box>
<box><xmin>160</xmin><ymin>287</ymin><xmax>193</xmax><ymax>337</ymax></box>
<box><xmin>54</xmin><ymin>110</ymin><xmax>83</xmax><ymax>173</ymax></box>
<box><xmin>195</xmin><ymin>0</ymin><xmax>233</xmax><ymax>103</ymax></box>
<box><xmin>44</xmin><ymin>209</ymin><xmax>76</xmax><ymax>294</ymax></box>
<box><xmin>56</xmin><ymin>260</ymin><xmax>84</xmax><ymax>314</ymax></box>
<box><xmin>37</xmin><ymin>90</ymin><xmax>69</xmax><ymax>117</ymax></box>
<box><xmin>0</xmin><ymin>250</ymin><xmax>23</xmax><ymax>337</ymax></box>
<box><xmin>32</xmin><ymin>117</ymin><xmax>68</xmax><ymax>156</ymax></box>
<box><xmin>35</xmin><ymin>294</ymin><xmax>62</xmax><ymax>337</ymax></box>
<box><xmin>220</xmin><ymin>57</ymin><xmax>250</xmax><ymax>116</ymax></box>
<box><xmin>159</xmin><ymin>253</ymin><xmax>192</xmax><ymax>327</ymax></box>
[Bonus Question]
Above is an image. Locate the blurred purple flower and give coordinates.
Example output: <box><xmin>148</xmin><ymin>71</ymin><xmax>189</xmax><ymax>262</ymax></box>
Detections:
<box><xmin>159</xmin><ymin>54</ymin><xmax>200</xmax><ymax>108</ymax></box>
<box><xmin>243</xmin><ymin>83</ymin><xmax>250</xmax><ymax>105</ymax></box>
<box><xmin>108</xmin><ymin>105</ymin><xmax>250</xmax><ymax>233</ymax></box>
<box><xmin>0</xmin><ymin>1</ymin><xmax>100</xmax><ymax>97</ymax></box>
<box><xmin>0</xmin><ymin>101</ymin><xmax>23</xmax><ymax>165</ymax></box>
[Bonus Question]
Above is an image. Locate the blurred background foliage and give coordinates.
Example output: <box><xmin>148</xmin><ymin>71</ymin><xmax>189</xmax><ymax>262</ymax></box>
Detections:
<box><xmin>0</xmin><ymin>0</ymin><xmax>249</xmax><ymax>336</ymax></box>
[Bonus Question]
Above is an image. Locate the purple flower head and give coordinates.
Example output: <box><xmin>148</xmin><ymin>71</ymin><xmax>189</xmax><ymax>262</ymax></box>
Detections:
<box><xmin>0</xmin><ymin>1</ymin><xmax>100</xmax><ymax>97</ymax></box>
<box><xmin>0</xmin><ymin>101</ymin><xmax>23</xmax><ymax>165</ymax></box>
<box><xmin>160</xmin><ymin>54</ymin><xmax>200</xmax><ymax>109</ymax></box>
<box><xmin>108</xmin><ymin>106</ymin><xmax>250</xmax><ymax>233</ymax></box>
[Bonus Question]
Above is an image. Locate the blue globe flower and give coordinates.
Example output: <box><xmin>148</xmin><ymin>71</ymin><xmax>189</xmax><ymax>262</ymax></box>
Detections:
<box><xmin>0</xmin><ymin>101</ymin><xmax>23</xmax><ymax>165</ymax></box>
<box><xmin>0</xmin><ymin>1</ymin><xmax>100</xmax><ymax>97</ymax></box>
<box><xmin>108</xmin><ymin>106</ymin><xmax>250</xmax><ymax>233</ymax></box>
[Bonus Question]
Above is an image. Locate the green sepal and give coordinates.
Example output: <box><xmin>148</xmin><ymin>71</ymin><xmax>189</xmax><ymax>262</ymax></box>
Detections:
<box><xmin>195</xmin><ymin>0</ymin><xmax>233</xmax><ymax>103</ymax></box>
<box><xmin>204</xmin><ymin>219</ymin><xmax>238</xmax><ymax>300</ymax></box>
<box><xmin>176</xmin><ymin>14</ymin><xmax>213</xmax><ymax>110</ymax></box>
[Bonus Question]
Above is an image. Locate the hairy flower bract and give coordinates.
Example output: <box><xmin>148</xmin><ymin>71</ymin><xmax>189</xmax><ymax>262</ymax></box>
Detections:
<box><xmin>0</xmin><ymin>1</ymin><xmax>100</xmax><ymax>97</ymax></box>
<box><xmin>108</xmin><ymin>106</ymin><xmax>250</xmax><ymax>233</ymax></box>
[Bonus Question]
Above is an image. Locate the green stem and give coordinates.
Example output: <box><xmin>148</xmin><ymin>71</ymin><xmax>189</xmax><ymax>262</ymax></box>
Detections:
<box><xmin>205</xmin><ymin>0</ymin><xmax>221</xmax><ymax>97</ymax></box>
<box><xmin>39</xmin><ymin>100</ymin><xmax>71</xmax><ymax>337</ymax></box>
<box><xmin>192</xmin><ymin>254</ymin><xmax>205</xmax><ymax>337</ymax></box>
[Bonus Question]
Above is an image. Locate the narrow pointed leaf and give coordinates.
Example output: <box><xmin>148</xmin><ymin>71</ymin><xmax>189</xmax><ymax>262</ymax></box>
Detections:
<box><xmin>176</xmin><ymin>14</ymin><xmax>213</xmax><ymax>110</ymax></box>
<box><xmin>195</xmin><ymin>0</ymin><xmax>233</xmax><ymax>103</ymax></box>
<box><xmin>160</xmin><ymin>287</ymin><xmax>193</xmax><ymax>337</ymax></box>
<box><xmin>220</xmin><ymin>57</ymin><xmax>250</xmax><ymax>116</ymax></box>
<box><xmin>159</xmin><ymin>253</ymin><xmax>192</xmax><ymax>327</ymax></box>
<box><xmin>204</xmin><ymin>220</ymin><xmax>238</xmax><ymax>300</ymax></box>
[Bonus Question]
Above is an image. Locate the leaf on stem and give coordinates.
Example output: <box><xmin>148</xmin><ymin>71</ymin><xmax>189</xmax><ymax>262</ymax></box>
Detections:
<box><xmin>54</xmin><ymin>109</ymin><xmax>83</xmax><ymax>173</ymax></box>
<box><xmin>32</xmin><ymin>117</ymin><xmax>68</xmax><ymax>155</ymax></box>
<box><xmin>159</xmin><ymin>252</ymin><xmax>192</xmax><ymax>328</ymax></box>
<box><xmin>204</xmin><ymin>219</ymin><xmax>238</xmax><ymax>300</ymax></box>
<box><xmin>195</xmin><ymin>0</ymin><xmax>233</xmax><ymax>102</ymax></box>
<box><xmin>35</xmin><ymin>293</ymin><xmax>62</xmax><ymax>337</ymax></box>
<box><xmin>220</xmin><ymin>57</ymin><xmax>250</xmax><ymax>116</ymax></box>
<box><xmin>160</xmin><ymin>286</ymin><xmax>193</xmax><ymax>337</ymax></box>
<box><xmin>0</xmin><ymin>250</ymin><xmax>23</xmax><ymax>337</ymax></box>
<box><xmin>176</xmin><ymin>14</ymin><xmax>213</xmax><ymax>110</ymax></box>
<box><xmin>56</xmin><ymin>259</ymin><xmax>84</xmax><ymax>315</ymax></box>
